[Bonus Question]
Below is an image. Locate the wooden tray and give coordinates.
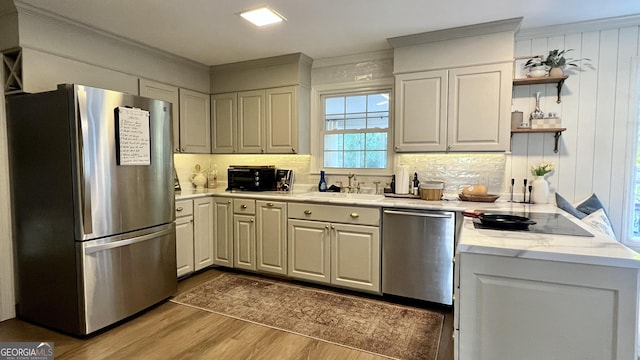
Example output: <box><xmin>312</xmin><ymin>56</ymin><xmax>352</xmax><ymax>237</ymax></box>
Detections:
<box><xmin>458</xmin><ymin>193</ymin><xmax>500</xmax><ymax>202</ymax></box>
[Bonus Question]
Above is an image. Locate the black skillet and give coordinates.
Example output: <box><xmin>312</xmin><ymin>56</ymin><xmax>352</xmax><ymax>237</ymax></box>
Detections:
<box><xmin>477</xmin><ymin>214</ymin><xmax>536</xmax><ymax>230</ymax></box>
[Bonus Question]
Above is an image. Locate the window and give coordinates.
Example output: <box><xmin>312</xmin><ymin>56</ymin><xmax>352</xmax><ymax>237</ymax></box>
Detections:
<box><xmin>321</xmin><ymin>91</ymin><xmax>390</xmax><ymax>169</ymax></box>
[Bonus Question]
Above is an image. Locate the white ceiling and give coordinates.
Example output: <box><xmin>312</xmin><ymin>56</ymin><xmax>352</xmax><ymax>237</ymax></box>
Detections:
<box><xmin>14</xmin><ymin>0</ymin><xmax>640</xmax><ymax>66</ymax></box>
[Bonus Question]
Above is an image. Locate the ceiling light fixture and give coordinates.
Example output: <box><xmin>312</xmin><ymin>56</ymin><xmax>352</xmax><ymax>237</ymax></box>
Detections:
<box><xmin>240</xmin><ymin>6</ymin><xmax>286</xmax><ymax>27</ymax></box>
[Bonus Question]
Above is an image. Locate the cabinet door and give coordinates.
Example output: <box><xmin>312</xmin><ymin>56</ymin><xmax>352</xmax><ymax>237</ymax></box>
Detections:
<box><xmin>287</xmin><ymin>219</ymin><xmax>330</xmax><ymax>284</ymax></box>
<box><xmin>179</xmin><ymin>88</ymin><xmax>211</xmax><ymax>153</ymax></box>
<box><xmin>394</xmin><ymin>70</ymin><xmax>448</xmax><ymax>152</ymax></box>
<box><xmin>447</xmin><ymin>63</ymin><xmax>511</xmax><ymax>151</ymax></box>
<box><xmin>211</xmin><ymin>93</ymin><xmax>237</xmax><ymax>154</ymax></box>
<box><xmin>459</xmin><ymin>252</ymin><xmax>639</xmax><ymax>360</ymax></box>
<box><xmin>237</xmin><ymin>90</ymin><xmax>265</xmax><ymax>153</ymax></box>
<box><xmin>331</xmin><ymin>223</ymin><xmax>380</xmax><ymax>293</ymax></box>
<box><xmin>193</xmin><ymin>197</ymin><xmax>214</xmax><ymax>271</ymax></box>
<box><xmin>212</xmin><ymin>197</ymin><xmax>233</xmax><ymax>267</ymax></box>
<box><xmin>139</xmin><ymin>79</ymin><xmax>180</xmax><ymax>153</ymax></box>
<box><xmin>256</xmin><ymin>200</ymin><xmax>287</xmax><ymax>275</ymax></box>
<box><xmin>175</xmin><ymin>215</ymin><xmax>194</xmax><ymax>278</ymax></box>
<box><xmin>265</xmin><ymin>86</ymin><xmax>297</xmax><ymax>154</ymax></box>
<box><xmin>233</xmin><ymin>214</ymin><xmax>256</xmax><ymax>271</ymax></box>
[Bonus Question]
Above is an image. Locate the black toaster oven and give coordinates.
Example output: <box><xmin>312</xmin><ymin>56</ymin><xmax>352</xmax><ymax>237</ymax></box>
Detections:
<box><xmin>227</xmin><ymin>166</ymin><xmax>277</xmax><ymax>191</ymax></box>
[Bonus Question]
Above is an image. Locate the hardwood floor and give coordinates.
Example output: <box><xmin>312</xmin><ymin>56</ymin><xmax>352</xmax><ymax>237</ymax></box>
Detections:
<box><xmin>0</xmin><ymin>269</ymin><xmax>454</xmax><ymax>360</ymax></box>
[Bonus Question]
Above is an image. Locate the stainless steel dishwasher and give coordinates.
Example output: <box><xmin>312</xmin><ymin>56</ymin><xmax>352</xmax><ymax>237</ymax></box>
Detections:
<box><xmin>382</xmin><ymin>208</ymin><xmax>457</xmax><ymax>305</ymax></box>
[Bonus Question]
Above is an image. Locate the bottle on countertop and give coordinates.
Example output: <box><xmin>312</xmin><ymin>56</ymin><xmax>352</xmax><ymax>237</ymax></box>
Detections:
<box><xmin>208</xmin><ymin>164</ymin><xmax>218</xmax><ymax>188</ymax></box>
<box><xmin>390</xmin><ymin>175</ymin><xmax>396</xmax><ymax>194</ymax></box>
<box><xmin>412</xmin><ymin>172</ymin><xmax>420</xmax><ymax>196</ymax></box>
<box><xmin>318</xmin><ymin>170</ymin><xmax>327</xmax><ymax>192</ymax></box>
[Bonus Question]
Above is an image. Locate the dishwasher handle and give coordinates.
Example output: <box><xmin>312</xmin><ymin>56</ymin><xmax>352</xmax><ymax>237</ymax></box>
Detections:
<box><xmin>383</xmin><ymin>209</ymin><xmax>453</xmax><ymax>218</ymax></box>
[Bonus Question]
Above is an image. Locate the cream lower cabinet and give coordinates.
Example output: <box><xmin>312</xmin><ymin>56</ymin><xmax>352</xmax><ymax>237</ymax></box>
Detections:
<box><xmin>287</xmin><ymin>203</ymin><xmax>380</xmax><ymax>293</ymax></box>
<box><xmin>233</xmin><ymin>199</ymin><xmax>256</xmax><ymax>271</ymax></box>
<box><xmin>212</xmin><ymin>197</ymin><xmax>233</xmax><ymax>267</ymax></box>
<box><xmin>175</xmin><ymin>199</ymin><xmax>194</xmax><ymax>278</ymax></box>
<box><xmin>193</xmin><ymin>197</ymin><xmax>214</xmax><ymax>271</ymax></box>
<box><xmin>394</xmin><ymin>62</ymin><xmax>511</xmax><ymax>152</ymax></box>
<box><xmin>456</xmin><ymin>252</ymin><xmax>639</xmax><ymax>360</ymax></box>
<box><xmin>256</xmin><ymin>200</ymin><xmax>287</xmax><ymax>275</ymax></box>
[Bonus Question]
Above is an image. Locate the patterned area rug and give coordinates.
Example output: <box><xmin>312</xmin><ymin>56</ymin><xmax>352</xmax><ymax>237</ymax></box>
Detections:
<box><xmin>171</xmin><ymin>273</ymin><xmax>444</xmax><ymax>360</ymax></box>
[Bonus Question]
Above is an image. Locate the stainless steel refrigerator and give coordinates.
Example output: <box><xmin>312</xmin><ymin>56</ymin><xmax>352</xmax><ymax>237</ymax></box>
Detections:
<box><xmin>6</xmin><ymin>84</ymin><xmax>177</xmax><ymax>335</ymax></box>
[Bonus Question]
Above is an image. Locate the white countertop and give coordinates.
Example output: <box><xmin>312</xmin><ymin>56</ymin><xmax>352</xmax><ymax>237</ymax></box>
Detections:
<box><xmin>457</xmin><ymin>203</ymin><xmax>640</xmax><ymax>269</ymax></box>
<box><xmin>175</xmin><ymin>188</ymin><xmax>640</xmax><ymax>269</ymax></box>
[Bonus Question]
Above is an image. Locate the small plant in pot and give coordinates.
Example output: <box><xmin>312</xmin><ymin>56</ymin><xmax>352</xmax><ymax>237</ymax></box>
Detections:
<box><xmin>524</xmin><ymin>56</ymin><xmax>549</xmax><ymax>78</ymax></box>
<box><xmin>542</xmin><ymin>49</ymin><xmax>591</xmax><ymax>77</ymax></box>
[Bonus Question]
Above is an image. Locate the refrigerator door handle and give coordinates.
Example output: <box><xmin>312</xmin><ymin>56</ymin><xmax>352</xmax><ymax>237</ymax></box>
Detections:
<box><xmin>77</xmin><ymin>89</ymin><xmax>92</xmax><ymax>235</ymax></box>
<box><xmin>84</xmin><ymin>227</ymin><xmax>174</xmax><ymax>254</ymax></box>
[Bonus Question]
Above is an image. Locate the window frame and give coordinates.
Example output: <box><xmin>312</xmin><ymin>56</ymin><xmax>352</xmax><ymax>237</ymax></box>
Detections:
<box><xmin>310</xmin><ymin>79</ymin><xmax>394</xmax><ymax>176</ymax></box>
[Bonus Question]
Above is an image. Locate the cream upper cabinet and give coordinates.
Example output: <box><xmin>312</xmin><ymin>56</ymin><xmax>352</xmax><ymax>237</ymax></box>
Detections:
<box><xmin>256</xmin><ymin>200</ymin><xmax>287</xmax><ymax>275</ymax></box>
<box><xmin>212</xmin><ymin>197</ymin><xmax>233</xmax><ymax>267</ymax></box>
<box><xmin>237</xmin><ymin>90</ymin><xmax>265</xmax><ymax>153</ymax></box>
<box><xmin>139</xmin><ymin>79</ymin><xmax>180</xmax><ymax>153</ymax></box>
<box><xmin>394</xmin><ymin>70</ymin><xmax>448</xmax><ymax>152</ymax></box>
<box><xmin>265</xmin><ymin>86</ymin><xmax>298</xmax><ymax>154</ymax></box>
<box><xmin>193</xmin><ymin>197</ymin><xmax>214</xmax><ymax>271</ymax></box>
<box><xmin>394</xmin><ymin>63</ymin><xmax>512</xmax><ymax>152</ymax></box>
<box><xmin>211</xmin><ymin>93</ymin><xmax>237</xmax><ymax>154</ymax></box>
<box><xmin>179</xmin><ymin>88</ymin><xmax>211</xmax><ymax>153</ymax></box>
<box><xmin>447</xmin><ymin>63</ymin><xmax>511</xmax><ymax>152</ymax></box>
<box><xmin>212</xmin><ymin>85</ymin><xmax>309</xmax><ymax>154</ymax></box>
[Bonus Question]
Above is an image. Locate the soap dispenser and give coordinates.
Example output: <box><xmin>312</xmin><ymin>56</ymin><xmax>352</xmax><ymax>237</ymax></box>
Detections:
<box><xmin>318</xmin><ymin>170</ymin><xmax>327</xmax><ymax>192</ymax></box>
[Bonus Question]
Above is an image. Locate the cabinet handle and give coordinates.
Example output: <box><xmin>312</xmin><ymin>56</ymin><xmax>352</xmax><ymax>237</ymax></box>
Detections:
<box><xmin>176</xmin><ymin>207</ymin><xmax>183</xmax><ymax>212</ymax></box>
<box><xmin>267</xmin><ymin>202</ymin><xmax>274</xmax><ymax>207</ymax></box>
<box><xmin>303</xmin><ymin>210</ymin><xmax>312</xmax><ymax>215</ymax></box>
<box><xmin>241</xmin><ymin>204</ymin><xmax>247</xmax><ymax>209</ymax></box>
<box><xmin>350</xmin><ymin>212</ymin><xmax>359</xmax><ymax>218</ymax></box>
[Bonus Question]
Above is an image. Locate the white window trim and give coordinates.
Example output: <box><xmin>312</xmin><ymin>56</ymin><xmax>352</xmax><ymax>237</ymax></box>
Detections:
<box><xmin>310</xmin><ymin>79</ymin><xmax>394</xmax><ymax>176</ymax></box>
<box><xmin>623</xmin><ymin>56</ymin><xmax>640</xmax><ymax>248</ymax></box>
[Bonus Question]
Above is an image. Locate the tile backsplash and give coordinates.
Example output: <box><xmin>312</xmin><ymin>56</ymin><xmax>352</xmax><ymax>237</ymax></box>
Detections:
<box><xmin>174</xmin><ymin>152</ymin><xmax>506</xmax><ymax>195</ymax></box>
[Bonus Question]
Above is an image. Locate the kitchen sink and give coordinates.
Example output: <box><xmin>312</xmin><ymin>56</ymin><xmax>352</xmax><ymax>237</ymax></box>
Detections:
<box><xmin>296</xmin><ymin>192</ymin><xmax>385</xmax><ymax>201</ymax></box>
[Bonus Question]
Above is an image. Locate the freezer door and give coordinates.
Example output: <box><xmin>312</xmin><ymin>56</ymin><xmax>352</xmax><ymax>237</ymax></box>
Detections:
<box><xmin>79</xmin><ymin>223</ymin><xmax>177</xmax><ymax>334</ymax></box>
<box><xmin>74</xmin><ymin>85</ymin><xmax>174</xmax><ymax>240</ymax></box>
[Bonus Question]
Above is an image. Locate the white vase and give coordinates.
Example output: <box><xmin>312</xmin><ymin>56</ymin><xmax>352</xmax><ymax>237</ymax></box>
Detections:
<box><xmin>530</xmin><ymin>176</ymin><xmax>549</xmax><ymax>204</ymax></box>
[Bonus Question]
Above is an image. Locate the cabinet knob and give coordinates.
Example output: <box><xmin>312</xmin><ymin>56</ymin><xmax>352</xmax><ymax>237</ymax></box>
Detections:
<box><xmin>241</xmin><ymin>204</ymin><xmax>247</xmax><ymax>209</ymax></box>
<box><xmin>447</xmin><ymin>145</ymin><xmax>452</xmax><ymax>151</ymax></box>
<box><xmin>452</xmin><ymin>294</ymin><xmax>456</xmax><ymax>302</ymax></box>
<box><xmin>228</xmin><ymin>200</ymin><xmax>231</xmax><ymax>204</ymax></box>
<box><xmin>325</xmin><ymin>225</ymin><xmax>329</xmax><ymax>229</ymax></box>
<box><xmin>331</xmin><ymin>225</ymin><xmax>335</xmax><ymax>230</ymax></box>
<box><xmin>452</xmin><ymin>257</ymin><xmax>456</xmax><ymax>264</ymax></box>
<box><xmin>303</xmin><ymin>210</ymin><xmax>312</xmax><ymax>215</ymax></box>
<box><xmin>261</xmin><ymin>148</ymin><xmax>265</xmax><ymax>153</ymax></box>
<box><xmin>350</xmin><ymin>212</ymin><xmax>359</xmax><ymax>218</ymax></box>
<box><xmin>250</xmin><ymin>219</ymin><xmax>254</xmax><ymax>222</ymax></box>
<box><xmin>181</xmin><ymin>147</ymin><xmax>186</xmax><ymax>151</ymax></box>
<box><xmin>175</xmin><ymin>147</ymin><xmax>180</xmax><ymax>152</ymax></box>
<box><xmin>267</xmin><ymin>202</ymin><xmax>274</xmax><ymax>207</ymax></box>
<box><xmin>176</xmin><ymin>207</ymin><xmax>183</xmax><ymax>212</ymax></box>
<box><xmin>291</xmin><ymin>147</ymin><xmax>295</xmax><ymax>153</ymax></box>
<box><xmin>395</xmin><ymin>145</ymin><xmax>399</xmax><ymax>150</ymax></box>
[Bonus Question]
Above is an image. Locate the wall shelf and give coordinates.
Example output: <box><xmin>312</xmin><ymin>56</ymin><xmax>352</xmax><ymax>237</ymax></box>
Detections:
<box><xmin>513</xmin><ymin>75</ymin><xmax>568</xmax><ymax>104</ymax></box>
<box><xmin>511</xmin><ymin>127</ymin><xmax>566</xmax><ymax>153</ymax></box>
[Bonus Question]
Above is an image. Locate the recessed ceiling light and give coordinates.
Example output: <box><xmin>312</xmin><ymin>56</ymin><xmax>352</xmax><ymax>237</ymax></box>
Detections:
<box><xmin>240</xmin><ymin>6</ymin><xmax>286</xmax><ymax>27</ymax></box>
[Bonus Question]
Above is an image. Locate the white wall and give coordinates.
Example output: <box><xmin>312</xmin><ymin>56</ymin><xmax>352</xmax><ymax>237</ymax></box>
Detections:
<box><xmin>511</xmin><ymin>15</ymin><xmax>640</xmax><ymax>242</ymax></box>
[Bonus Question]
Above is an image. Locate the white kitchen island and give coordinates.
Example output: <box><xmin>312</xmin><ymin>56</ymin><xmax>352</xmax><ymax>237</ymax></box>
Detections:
<box><xmin>455</xmin><ymin>204</ymin><xmax>640</xmax><ymax>360</ymax></box>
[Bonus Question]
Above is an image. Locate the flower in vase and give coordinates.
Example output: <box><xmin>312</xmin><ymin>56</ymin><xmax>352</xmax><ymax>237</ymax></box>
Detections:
<box><xmin>531</xmin><ymin>162</ymin><xmax>554</xmax><ymax>176</ymax></box>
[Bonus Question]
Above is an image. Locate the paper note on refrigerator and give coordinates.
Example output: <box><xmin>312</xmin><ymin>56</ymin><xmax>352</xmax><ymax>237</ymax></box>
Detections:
<box><xmin>116</xmin><ymin>107</ymin><xmax>151</xmax><ymax>165</ymax></box>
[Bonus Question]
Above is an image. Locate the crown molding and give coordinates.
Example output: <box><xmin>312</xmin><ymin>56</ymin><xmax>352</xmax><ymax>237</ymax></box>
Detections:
<box><xmin>517</xmin><ymin>14</ymin><xmax>640</xmax><ymax>40</ymax></box>
<box><xmin>387</xmin><ymin>17</ymin><xmax>523</xmax><ymax>48</ymax></box>
<box><xmin>12</xmin><ymin>0</ymin><xmax>208</xmax><ymax>70</ymax></box>
<box><xmin>312</xmin><ymin>49</ymin><xmax>393</xmax><ymax>68</ymax></box>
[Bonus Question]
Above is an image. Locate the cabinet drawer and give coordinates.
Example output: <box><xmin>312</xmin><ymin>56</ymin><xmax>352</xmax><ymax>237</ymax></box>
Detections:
<box><xmin>288</xmin><ymin>203</ymin><xmax>380</xmax><ymax>226</ymax></box>
<box><xmin>175</xmin><ymin>199</ymin><xmax>194</xmax><ymax>218</ymax></box>
<box><xmin>234</xmin><ymin>198</ymin><xmax>256</xmax><ymax>215</ymax></box>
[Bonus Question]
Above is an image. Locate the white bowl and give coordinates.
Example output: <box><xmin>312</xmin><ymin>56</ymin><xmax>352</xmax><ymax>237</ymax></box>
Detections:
<box><xmin>527</xmin><ymin>68</ymin><xmax>548</xmax><ymax>78</ymax></box>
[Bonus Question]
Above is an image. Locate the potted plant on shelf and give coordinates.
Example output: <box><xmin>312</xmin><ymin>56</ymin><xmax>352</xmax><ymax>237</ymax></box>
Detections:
<box><xmin>545</xmin><ymin>49</ymin><xmax>591</xmax><ymax>77</ymax></box>
<box><xmin>523</xmin><ymin>56</ymin><xmax>549</xmax><ymax>78</ymax></box>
